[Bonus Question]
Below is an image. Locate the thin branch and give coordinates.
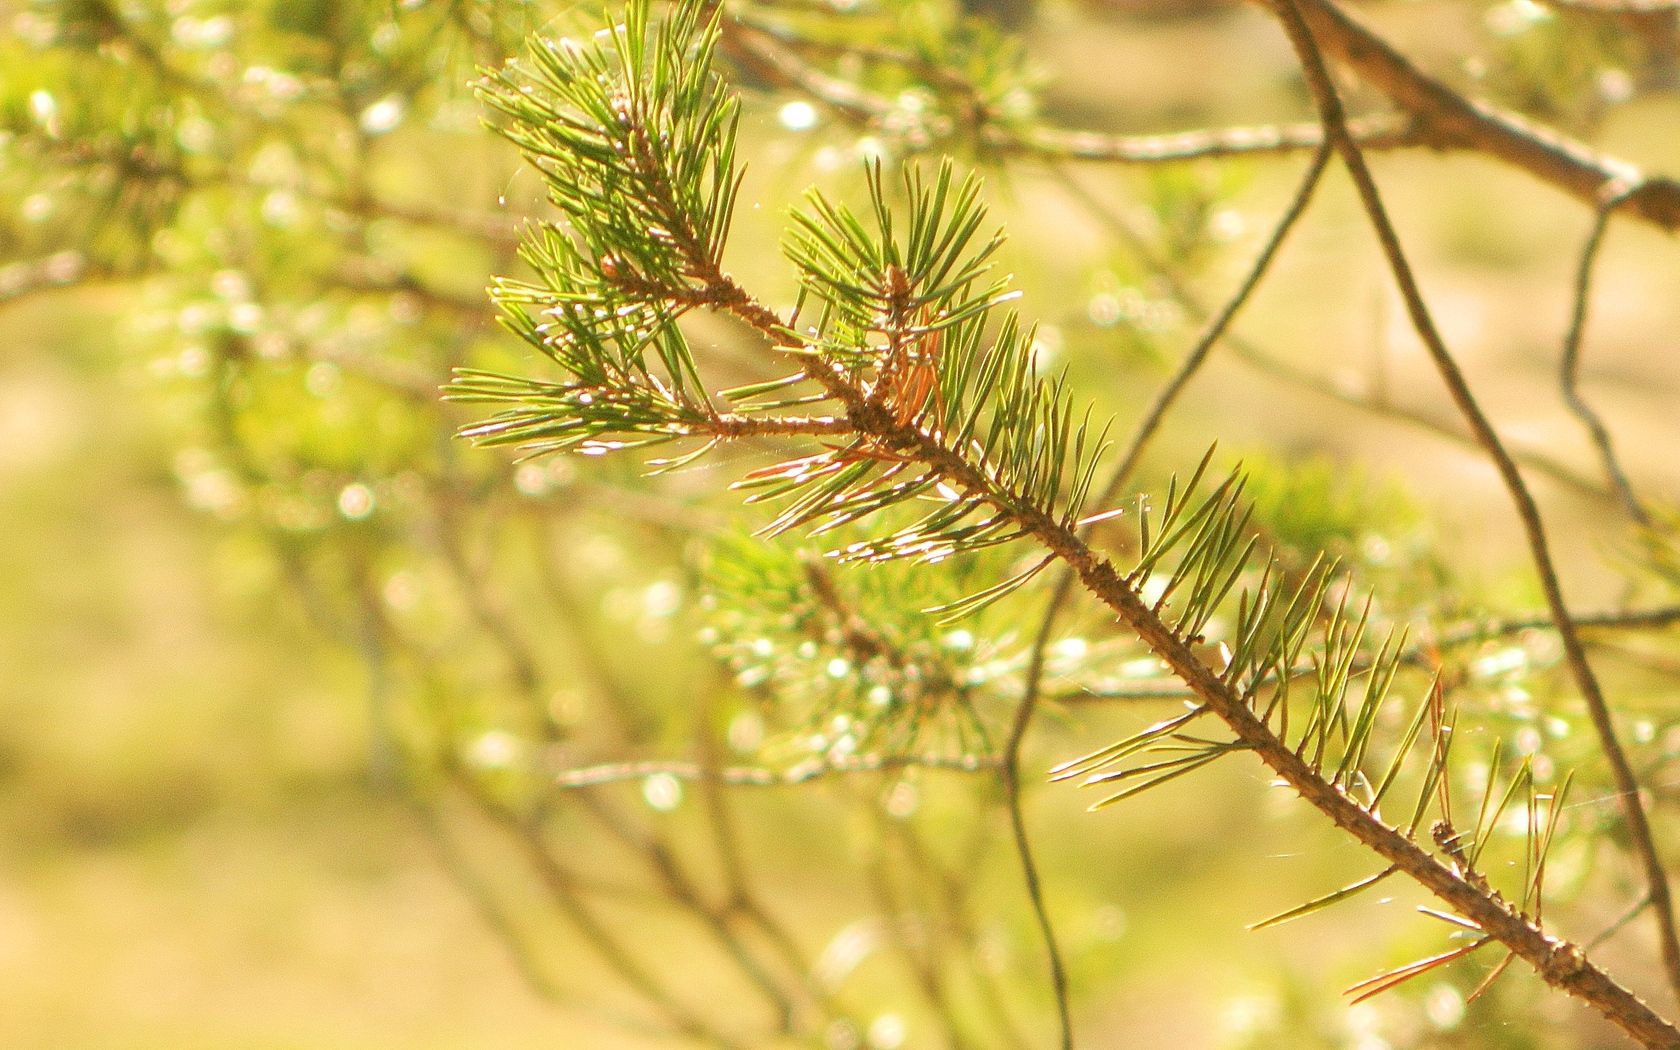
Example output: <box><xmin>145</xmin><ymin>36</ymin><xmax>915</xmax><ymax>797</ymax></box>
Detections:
<box><xmin>474</xmin><ymin>23</ymin><xmax>1680</xmax><ymax>1036</ymax></box>
<box><xmin>1046</xmin><ymin>170</ymin><xmax>1613</xmax><ymax>505</ymax></box>
<box><xmin>406</xmin><ymin>798</ymin><xmax>682</xmax><ymax>1039</ymax></box>
<box><xmin>1106</xmin><ymin>145</ymin><xmax>1333</xmax><ymax>492</ymax></box>
<box><xmin>1540</xmin><ymin>0</ymin><xmax>1680</xmax><ymax>12</ymax></box>
<box><xmin>1051</xmin><ymin>602</ymin><xmax>1680</xmax><ymax>705</ymax></box>
<box><xmin>554</xmin><ymin>753</ymin><xmax>998</xmax><ymax>788</ymax></box>
<box><xmin>861</xmin><ymin>803</ymin><xmax>980</xmax><ymax>1050</ymax></box>
<box><xmin>458</xmin><ymin>769</ymin><xmax>747</xmax><ymax>1049</ymax></box>
<box><xmin>999</xmin><ymin>686</ymin><xmax>1075</xmax><ymax>1050</ymax></box>
<box><xmin>1592</xmin><ymin>894</ymin><xmax>1658</xmax><ymax>952</ymax></box>
<box><xmin>1269</xmin><ymin>0</ymin><xmax>1680</xmax><ymax>1016</ymax></box>
<box><xmin>0</xmin><ymin>251</ymin><xmax>101</xmax><ymax>308</ymax></box>
<box><xmin>720</xmin><ymin>12</ymin><xmax>1421</xmax><ymax>164</ymax></box>
<box><xmin>1439</xmin><ymin>604</ymin><xmax>1680</xmax><ymax>646</ymax></box>
<box><xmin>720</xmin><ymin>16</ymin><xmax>886</xmax><ymax>125</ymax></box>
<box><xmin>733</xmin><ymin>0</ymin><xmax>1680</xmax><ymax>232</ymax></box>
<box><xmin>1049</xmin><ymin>679</ymin><xmax>1196</xmax><ymax>702</ymax></box>
<box><xmin>880</xmin><ymin>812</ymin><xmax>1036</xmax><ymax>1050</ymax></box>
<box><xmin>708</xmin><ymin>413</ymin><xmax>856</xmax><ymax>439</ymax></box>
<box><xmin>992</xmin><ymin>142</ymin><xmax>1339</xmax><ymax>1049</ymax></box>
<box><xmin>570</xmin><ymin>788</ymin><xmax>804</xmax><ymax>1034</ymax></box>
<box><xmin>1016</xmin><ymin>117</ymin><xmax>1416</xmax><ymax>165</ymax></box>
<box><xmin>1560</xmin><ymin>186</ymin><xmax>1652</xmax><ymax>525</ymax></box>
<box><xmin>691</xmin><ymin>684</ymin><xmax>842</xmax><ymax>1034</ymax></box>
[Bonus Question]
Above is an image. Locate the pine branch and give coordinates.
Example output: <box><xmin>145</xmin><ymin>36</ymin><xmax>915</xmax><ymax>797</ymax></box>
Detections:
<box><xmin>457</xmin><ymin>3</ymin><xmax>1680</xmax><ymax>1044</ymax></box>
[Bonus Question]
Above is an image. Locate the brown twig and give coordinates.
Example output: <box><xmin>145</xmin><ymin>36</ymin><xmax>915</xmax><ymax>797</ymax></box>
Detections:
<box><xmin>0</xmin><ymin>251</ymin><xmax>100</xmax><ymax>307</ymax></box>
<box><xmin>880</xmin><ymin>813</ymin><xmax>1035</xmax><ymax>1050</ymax></box>
<box><xmin>456</xmin><ymin>769</ymin><xmax>746</xmax><ymax>1049</ymax></box>
<box><xmin>1051</xmin><ymin>602</ymin><xmax>1680</xmax><ymax>705</ymax></box>
<box><xmin>1045</xmin><ymin>169</ymin><xmax>1614</xmax><ymax>505</ymax></box>
<box><xmin>1439</xmin><ymin>604</ymin><xmax>1680</xmax><ymax>646</ymax></box>
<box><xmin>690</xmin><ymin>682</ymin><xmax>840</xmax><ymax>1032</ymax></box>
<box><xmin>1269</xmin><ymin>0</ymin><xmax>1680</xmax><ymax>1023</ymax></box>
<box><xmin>860</xmin><ymin>800</ymin><xmax>980</xmax><ymax>1050</ymax></box>
<box><xmin>405</xmin><ymin>797</ymin><xmax>683</xmax><ymax>1039</ymax></box>
<box><xmin>570</xmin><ymin>788</ymin><xmax>804</xmax><ymax>1034</ymax></box>
<box><xmin>1106</xmin><ymin>146</ymin><xmax>1334</xmax><ymax>494</ymax></box>
<box><xmin>1560</xmin><ymin>185</ymin><xmax>1652</xmax><ymax>525</ymax></box>
<box><xmin>998</xmin><ymin>669</ymin><xmax>1075</xmax><ymax>1050</ymax></box>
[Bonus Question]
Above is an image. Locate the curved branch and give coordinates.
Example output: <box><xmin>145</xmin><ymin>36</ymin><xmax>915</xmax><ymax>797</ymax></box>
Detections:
<box><xmin>1560</xmin><ymin>189</ymin><xmax>1652</xmax><ymax>525</ymax></box>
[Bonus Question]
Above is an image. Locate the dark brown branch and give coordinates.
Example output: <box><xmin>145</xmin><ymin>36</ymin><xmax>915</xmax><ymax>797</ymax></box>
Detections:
<box><xmin>1255</xmin><ymin>0</ymin><xmax>1680</xmax><ymax>232</ymax></box>
<box><xmin>1270</xmin><ymin>0</ymin><xmax>1680</xmax><ymax>1031</ymax></box>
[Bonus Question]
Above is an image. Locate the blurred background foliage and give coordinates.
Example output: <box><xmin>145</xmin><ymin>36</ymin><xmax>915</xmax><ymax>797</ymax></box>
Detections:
<box><xmin>4</xmin><ymin>0</ymin><xmax>1680</xmax><ymax>1047</ymax></box>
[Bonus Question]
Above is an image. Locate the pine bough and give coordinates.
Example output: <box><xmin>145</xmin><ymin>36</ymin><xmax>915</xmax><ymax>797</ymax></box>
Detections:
<box><xmin>445</xmin><ymin>3</ymin><xmax>1680</xmax><ymax>1045</ymax></box>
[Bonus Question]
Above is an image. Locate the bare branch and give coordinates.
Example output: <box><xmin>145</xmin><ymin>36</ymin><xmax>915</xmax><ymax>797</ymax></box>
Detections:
<box><xmin>1017</xmin><ymin>116</ymin><xmax>1417</xmax><ymax>164</ymax></box>
<box><xmin>1047</xmin><ymin>169</ymin><xmax>1615</xmax><ymax>504</ymax></box>
<box><xmin>1540</xmin><ymin>0</ymin><xmax>1680</xmax><ymax>13</ymax></box>
<box><xmin>721</xmin><ymin>12</ymin><xmax>1421</xmax><ymax>164</ymax></box>
<box><xmin>1560</xmin><ymin>187</ymin><xmax>1653</xmax><ymax>525</ymax></box>
<box><xmin>554</xmin><ymin>753</ymin><xmax>998</xmax><ymax>788</ymax></box>
<box><xmin>1255</xmin><ymin>0</ymin><xmax>1680</xmax><ymax>232</ymax></box>
<box><xmin>0</xmin><ymin>251</ymin><xmax>102</xmax><ymax>308</ymax></box>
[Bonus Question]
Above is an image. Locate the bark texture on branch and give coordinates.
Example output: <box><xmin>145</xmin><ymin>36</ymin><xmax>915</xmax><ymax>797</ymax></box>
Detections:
<box><xmin>1249</xmin><ymin>0</ymin><xmax>1680</xmax><ymax>231</ymax></box>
